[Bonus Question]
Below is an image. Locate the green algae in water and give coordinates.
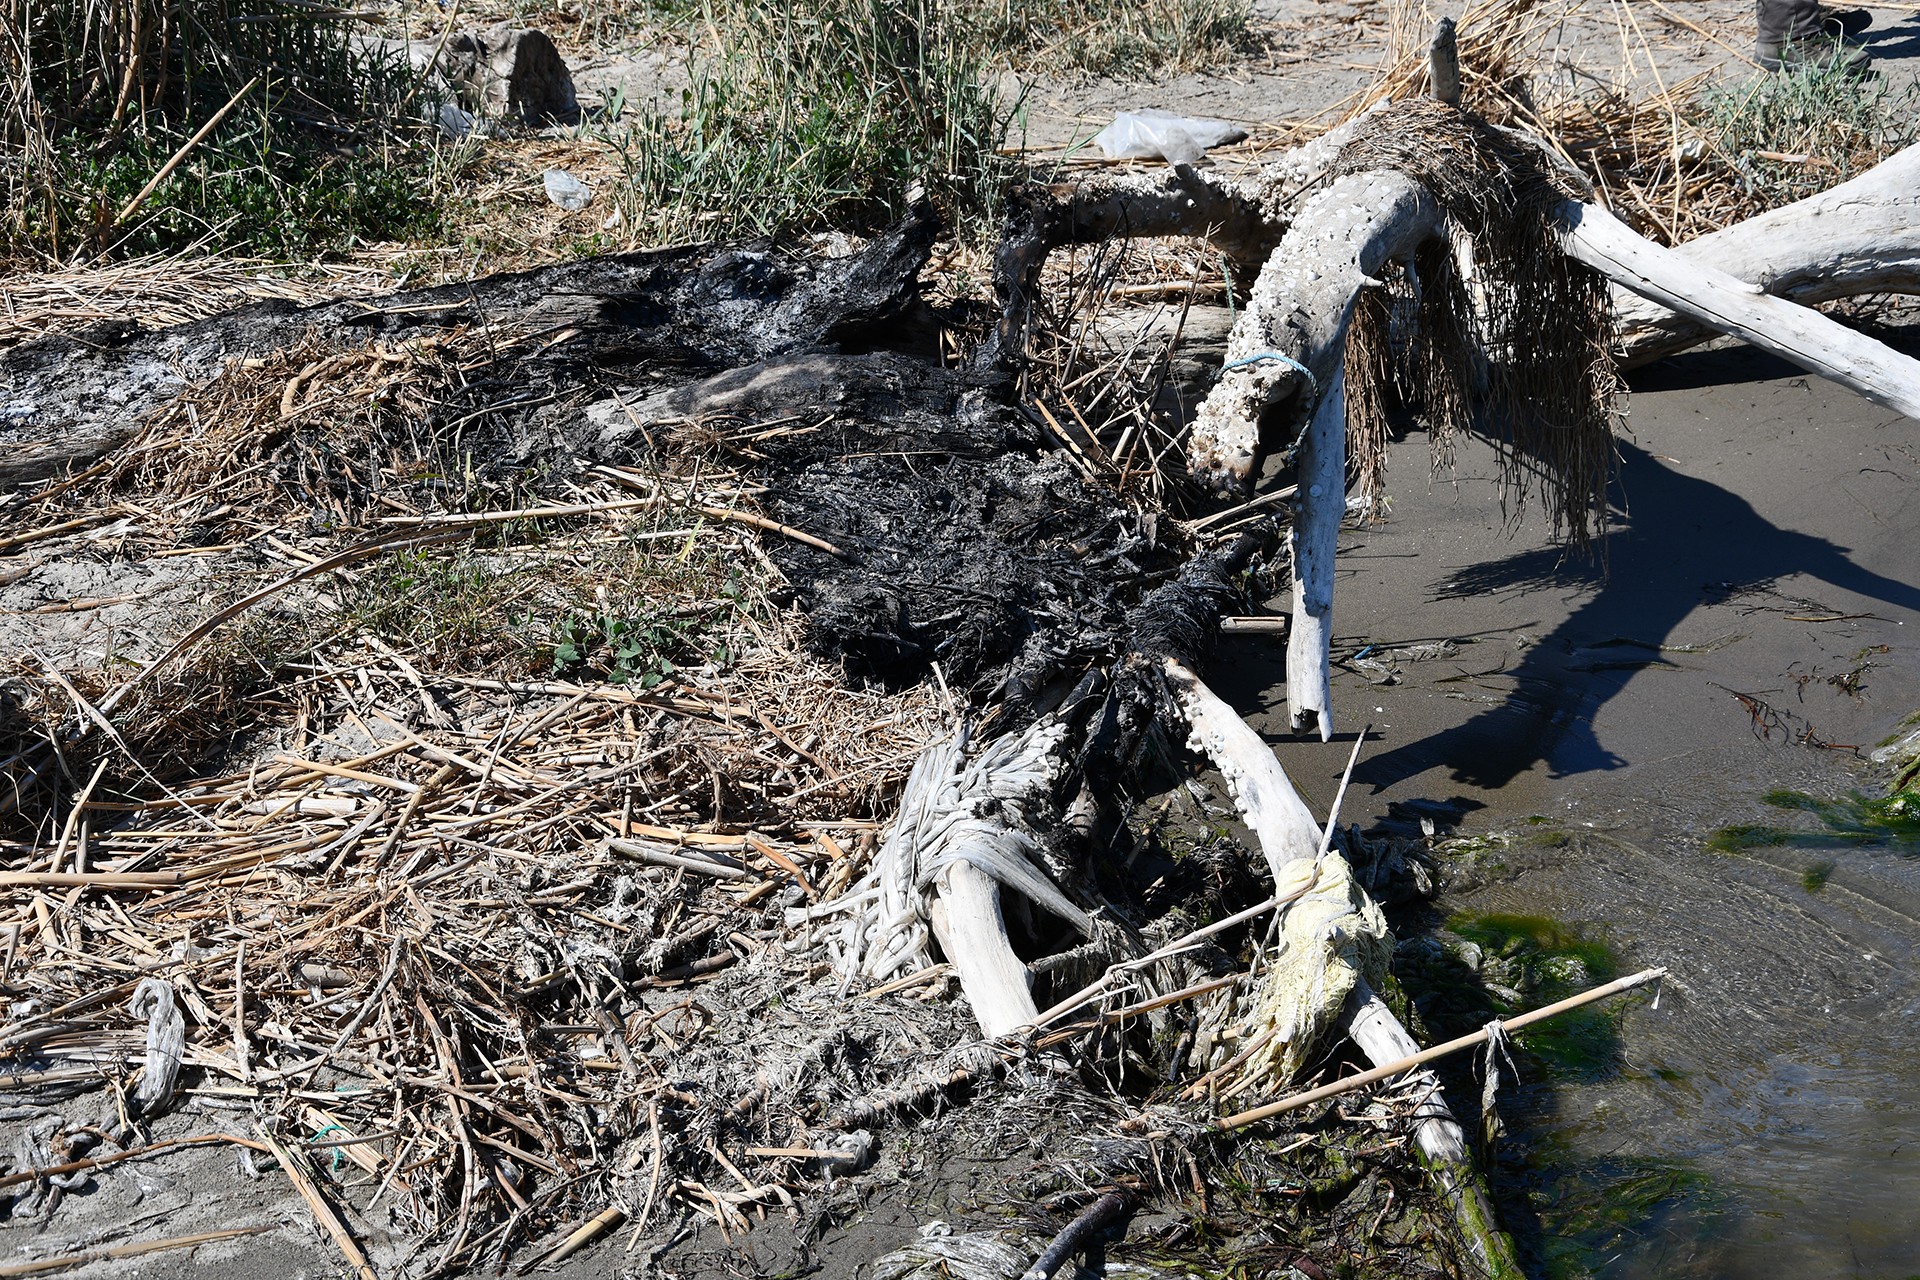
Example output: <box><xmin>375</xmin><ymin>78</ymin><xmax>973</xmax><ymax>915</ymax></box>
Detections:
<box><xmin>1463</xmin><ymin>918</ymin><xmax>1621</xmax><ymax>1077</ymax></box>
<box><xmin>1421</xmin><ymin>913</ymin><xmax>1626</xmax><ymax>1078</ymax></box>
<box><xmin>1708</xmin><ymin>788</ymin><xmax>1920</xmax><ymax>856</ymax></box>
<box><xmin>1514</xmin><ymin>1149</ymin><xmax>1725</xmax><ymax>1280</ymax></box>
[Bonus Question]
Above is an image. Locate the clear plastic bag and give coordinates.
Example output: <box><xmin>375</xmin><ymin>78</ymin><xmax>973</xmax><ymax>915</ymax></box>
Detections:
<box><xmin>1092</xmin><ymin>109</ymin><xmax>1247</xmax><ymax>165</ymax></box>
<box><xmin>543</xmin><ymin>168</ymin><xmax>593</xmax><ymax>211</ymax></box>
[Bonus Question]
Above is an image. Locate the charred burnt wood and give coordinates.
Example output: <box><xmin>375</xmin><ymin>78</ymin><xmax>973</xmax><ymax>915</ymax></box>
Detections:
<box><xmin>1074</xmin><ymin>521</ymin><xmax>1279</xmax><ymax>787</ymax></box>
<box><xmin>1</xmin><ymin>202</ymin><xmax>944</xmax><ymax>490</ymax></box>
<box><xmin>981</xmin><ymin>169</ymin><xmax>1280</xmax><ymax>372</ymax></box>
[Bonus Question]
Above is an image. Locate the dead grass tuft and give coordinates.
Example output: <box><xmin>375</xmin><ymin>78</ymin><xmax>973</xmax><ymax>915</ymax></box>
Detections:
<box><xmin>1337</xmin><ymin>100</ymin><xmax>1622</xmax><ymax>552</ymax></box>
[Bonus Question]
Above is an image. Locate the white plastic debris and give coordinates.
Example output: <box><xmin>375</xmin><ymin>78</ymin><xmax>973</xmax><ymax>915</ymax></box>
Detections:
<box><xmin>1093</xmin><ymin>109</ymin><xmax>1247</xmax><ymax>165</ymax></box>
<box><xmin>543</xmin><ymin>168</ymin><xmax>593</xmax><ymax>211</ymax></box>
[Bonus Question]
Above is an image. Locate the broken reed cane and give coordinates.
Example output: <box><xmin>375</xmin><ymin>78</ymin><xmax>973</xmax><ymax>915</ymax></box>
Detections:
<box><xmin>1217</xmin><ymin>965</ymin><xmax>1668</xmax><ymax>1130</ymax></box>
<box><xmin>110</xmin><ymin>76</ymin><xmax>262</xmax><ymax>230</ymax></box>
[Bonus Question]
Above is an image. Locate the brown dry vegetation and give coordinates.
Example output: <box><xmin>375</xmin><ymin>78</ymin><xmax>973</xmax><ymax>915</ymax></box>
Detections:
<box><xmin>3</xmin><ymin>2</ymin><xmax>1917</xmax><ymax>1276</ymax></box>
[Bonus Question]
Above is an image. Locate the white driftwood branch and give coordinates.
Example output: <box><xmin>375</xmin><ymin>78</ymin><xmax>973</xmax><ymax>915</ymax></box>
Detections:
<box><xmin>816</xmin><ymin>722</ymin><xmax>1091</xmax><ymax>1040</ymax></box>
<box><xmin>1344</xmin><ymin>980</ymin><xmax>1516</xmax><ymax>1278</ymax></box>
<box><xmin>1165</xmin><ymin>661</ymin><xmax>1518</xmax><ymax>1276</ymax></box>
<box><xmin>1615</xmin><ymin>143</ymin><xmax>1920</xmax><ymax>367</ymax></box>
<box><xmin>1189</xmin><ymin>170</ymin><xmax>1443</xmax><ymax>493</ymax></box>
<box><xmin>988</xmin><ymin>108</ymin><xmax>1390</xmax><ymax>368</ymax></box>
<box><xmin>929</xmin><ymin>861</ymin><xmax>1039</xmax><ymax>1038</ymax></box>
<box><xmin>1165</xmin><ymin>655</ymin><xmax>1389</xmax><ymax>1087</ymax></box>
<box><xmin>1342</xmin><ymin>981</ymin><xmax>1468</xmax><ymax>1162</ymax></box>
<box><xmin>1559</xmin><ymin>199</ymin><xmax>1920</xmax><ymax>420</ymax></box>
<box><xmin>1161</xmin><ymin>659</ymin><xmax>1323</xmax><ymax>883</ymax></box>
<box><xmin>1285</xmin><ymin>365</ymin><xmax>1347</xmax><ymax>740</ymax></box>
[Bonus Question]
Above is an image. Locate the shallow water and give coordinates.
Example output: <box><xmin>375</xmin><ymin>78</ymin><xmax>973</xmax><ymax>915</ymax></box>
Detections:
<box><xmin>1229</xmin><ymin>340</ymin><xmax>1920</xmax><ymax>1276</ymax></box>
<box><xmin>1466</xmin><ymin>749</ymin><xmax>1920</xmax><ymax>1277</ymax></box>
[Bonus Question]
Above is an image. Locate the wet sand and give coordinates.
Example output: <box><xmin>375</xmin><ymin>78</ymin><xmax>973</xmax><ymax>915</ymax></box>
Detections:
<box><xmin>1220</xmin><ymin>334</ymin><xmax>1920</xmax><ymax>1275</ymax></box>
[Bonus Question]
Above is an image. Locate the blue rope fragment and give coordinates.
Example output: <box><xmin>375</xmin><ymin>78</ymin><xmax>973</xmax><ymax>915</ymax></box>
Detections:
<box><xmin>1221</xmin><ymin>350</ymin><xmax>1320</xmax><ymax>403</ymax></box>
<box><xmin>309</xmin><ymin>1123</ymin><xmax>350</xmax><ymax>1173</ymax></box>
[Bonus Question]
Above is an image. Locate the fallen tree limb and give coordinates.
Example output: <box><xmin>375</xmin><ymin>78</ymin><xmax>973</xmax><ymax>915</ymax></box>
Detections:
<box><xmin>826</xmin><ymin>721</ymin><xmax>1091</xmax><ymax>1038</ymax></box>
<box><xmin>1559</xmin><ymin>199</ymin><xmax>1920</xmax><ymax>420</ymax></box>
<box><xmin>1161</xmin><ymin>659</ymin><xmax>1323</xmax><ymax>882</ymax></box>
<box><xmin>1167</xmin><ymin>671</ymin><xmax>1519</xmax><ymax>1278</ymax></box>
<box><xmin>929</xmin><ymin>859</ymin><xmax>1041</xmax><ymax>1038</ymax></box>
<box><xmin>1614</xmin><ymin>143</ymin><xmax>1920</xmax><ymax>367</ymax></box>
<box><xmin>983</xmin><ymin>110</ymin><xmax>1385</xmax><ymax>373</ymax></box>
<box><xmin>1285</xmin><ymin>365</ymin><xmax>1348</xmax><ymax>739</ymax></box>
<box><xmin>1020</xmin><ymin>1189</ymin><xmax>1133</xmax><ymax>1280</ymax></box>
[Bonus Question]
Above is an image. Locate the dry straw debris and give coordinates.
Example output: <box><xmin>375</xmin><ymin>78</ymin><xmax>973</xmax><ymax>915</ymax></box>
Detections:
<box><xmin>0</xmin><ymin>322</ymin><xmax>966</xmax><ymax>1269</ymax></box>
<box><xmin>1361</xmin><ymin>0</ymin><xmax>1920</xmax><ymax>246</ymax></box>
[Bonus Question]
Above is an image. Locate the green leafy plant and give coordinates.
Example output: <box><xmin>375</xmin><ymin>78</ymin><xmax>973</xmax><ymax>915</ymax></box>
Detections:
<box><xmin>1695</xmin><ymin>56</ymin><xmax>1920</xmax><ymax>213</ymax></box>
<box><xmin>340</xmin><ymin>551</ymin><xmax>527</xmax><ymax>669</ymax></box>
<box><xmin>551</xmin><ymin>609</ymin><xmax>732</xmax><ymax>687</ymax></box>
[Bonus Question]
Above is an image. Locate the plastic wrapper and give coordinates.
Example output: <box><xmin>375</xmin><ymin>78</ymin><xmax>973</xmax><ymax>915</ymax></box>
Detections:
<box><xmin>543</xmin><ymin>168</ymin><xmax>594</xmax><ymax>211</ymax></box>
<box><xmin>1093</xmin><ymin>109</ymin><xmax>1247</xmax><ymax>165</ymax></box>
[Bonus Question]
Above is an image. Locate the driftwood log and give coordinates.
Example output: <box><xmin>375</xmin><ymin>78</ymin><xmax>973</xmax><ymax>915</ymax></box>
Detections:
<box><xmin>1614</xmin><ymin>142</ymin><xmax>1920</xmax><ymax>367</ymax></box>
<box><xmin>932</xmin><ymin>86</ymin><xmax>1920</xmax><ymax>1278</ymax></box>
<box><xmin>1559</xmin><ymin>198</ymin><xmax>1920</xmax><ymax>419</ymax></box>
<box><xmin>1171</xmin><ymin>134</ymin><xmax>1919</xmax><ymax>752</ymax></box>
<box><xmin>1159</xmin><ymin>656</ymin><xmax>1520</xmax><ymax>1274</ymax></box>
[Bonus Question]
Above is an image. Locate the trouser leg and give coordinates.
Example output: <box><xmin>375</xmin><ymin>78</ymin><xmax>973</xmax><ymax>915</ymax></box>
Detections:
<box><xmin>1756</xmin><ymin>0</ymin><xmax>1823</xmax><ymax>47</ymax></box>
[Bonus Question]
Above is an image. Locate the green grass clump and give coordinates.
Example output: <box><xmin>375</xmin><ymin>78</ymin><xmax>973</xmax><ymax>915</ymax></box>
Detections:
<box><xmin>1695</xmin><ymin>57</ymin><xmax>1920</xmax><ymax>212</ymax></box>
<box><xmin>605</xmin><ymin>0</ymin><xmax>1017</xmax><ymax>245</ymax></box>
<box><xmin>3</xmin><ymin>0</ymin><xmax>439</xmax><ymax>260</ymax></box>
<box><xmin>338</xmin><ymin>520</ymin><xmax>758</xmax><ymax>685</ymax></box>
<box><xmin>23</xmin><ymin>115</ymin><xmax>442</xmax><ymax>260</ymax></box>
<box><xmin>341</xmin><ymin>551</ymin><xmax>530</xmax><ymax>670</ymax></box>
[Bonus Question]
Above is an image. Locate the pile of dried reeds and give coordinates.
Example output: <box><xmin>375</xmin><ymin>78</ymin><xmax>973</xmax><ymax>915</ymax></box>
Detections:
<box><xmin>1017</xmin><ymin>234</ymin><xmax>1235</xmax><ymax>514</ymax></box>
<box><xmin>1361</xmin><ymin>0</ymin><xmax>1918</xmax><ymax>246</ymax></box>
<box><xmin>0</xmin><ymin>311</ymin><xmax>982</xmax><ymax>1267</ymax></box>
<box><xmin>0</xmin><ymin>257</ymin><xmax>384</xmax><ymax>351</ymax></box>
<box><xmin>1</xmin><ymin>631</ymin><xmax>951</xmax><ymax>1268</ymax></box>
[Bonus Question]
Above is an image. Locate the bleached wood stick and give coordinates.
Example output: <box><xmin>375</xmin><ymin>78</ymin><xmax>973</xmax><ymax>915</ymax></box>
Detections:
<box><xmin>1222</xmin><ymin>967</ymin><xmax>1668</xmax><ymax>1129</ymax></box>
<box><xmin>985</xmin><ymin>110</ymin><xmax>1386</xmax><ymax>371</ymax></box>
<box><xmin>1558</xmin><ymin>199</ymin><xmax>1920</xmax><ymax>420</ymax></box>
<box><xmin>1161</xmin><ymin>658</ymin><xmax>1322</xmax><ymax>884</ymax></box>
<box><xmin>1167</xmin><ymin>664</ymin><xmax>1519</xmax><ymax>1277</ymax></box>
<box><xmin>929</xmin><ymin>860</ymin><xmax>1040</xmax><ymax>1039</ymax></box>
<box><xmin>1285</xmin><ymin>365</ymin><xmax>1346</xmax><ymax>740</ymax></box>
<box><xmin>1614</xmin><ymin>143</ymin><xmax>1920</xmax><ymax>367</ymax></box>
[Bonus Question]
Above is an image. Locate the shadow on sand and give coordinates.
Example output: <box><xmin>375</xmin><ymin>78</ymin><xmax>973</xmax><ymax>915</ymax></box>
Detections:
<box><xmin>1356</xmin><ymin>436</ymin><xmax>1920</xmax><ymax>793</ymax></box>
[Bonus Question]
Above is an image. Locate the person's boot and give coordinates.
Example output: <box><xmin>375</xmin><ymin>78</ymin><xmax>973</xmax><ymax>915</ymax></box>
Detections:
<box><xmin>1818</xmin><ymin>5</ymin><xmax>1873</xmax><ymax>37</ymax></box>
<box><xmin>1756</xmin><ymin>29</ymin><xmax>1872</xmax><ymax>73</ymax></box>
